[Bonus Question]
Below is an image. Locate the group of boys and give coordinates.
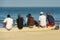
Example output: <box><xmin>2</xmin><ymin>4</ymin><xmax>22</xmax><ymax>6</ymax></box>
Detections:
<box><xmin>3</xmin><ymin>12</ymin><xmax>55</xmax><ymax>31</ymax></box>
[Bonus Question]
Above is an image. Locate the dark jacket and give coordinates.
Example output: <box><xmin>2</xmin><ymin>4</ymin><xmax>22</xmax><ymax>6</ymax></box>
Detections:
<box><xmin>16</xmin><ymin>17</ymin><xmax>23</xmax><ymax>29</ymax></box>
<box><xmin>47</xmin><ymin>15</ymin><xmax>55</xmax><ymax>25</ymax></box>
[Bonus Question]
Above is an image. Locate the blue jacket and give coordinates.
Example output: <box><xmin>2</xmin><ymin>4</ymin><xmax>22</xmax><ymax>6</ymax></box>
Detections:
<box><xmin>47</xmin><ymin>15</ymin><xmax>55</xmax><ymax>25</ymax></box>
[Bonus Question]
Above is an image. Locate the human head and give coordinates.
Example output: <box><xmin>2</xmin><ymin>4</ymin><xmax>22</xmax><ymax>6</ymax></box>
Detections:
<box><xmin>28</xmin><ymin>13</ymin><xmax>31</xmax><ymax>17</ymax></box>
<box><xmin>18</xmin><ymin>14</ymin><xmax>21</xmax><ymax>18</ymax></box>
<box><xmin>40</xmin><ymin>12</ymin><xmax>44</xmax><ymax>15</ymax></box>
<box><xmin>46</xmin><ymin>12</ymin><xmax>50</xmax><ymax>16</ymax></box>
<box><xmin>7</xmin><ymin>14</ymin><xmax>11</xmax><ymax>18</ymax></box>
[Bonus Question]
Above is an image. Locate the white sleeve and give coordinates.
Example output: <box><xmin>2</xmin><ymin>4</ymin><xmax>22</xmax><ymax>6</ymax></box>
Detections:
<box><xmin>39</xmin><ymin>16</ymin><xmax>40</xmax><ymax>21</ymax></box>
<box><xmin>3</xmin><ymin>18</ymin><xmax>7</xmax><ymax>23</ymax></box>
<box><xmin>26</xmin><ymin>17</ymin><xmax>28</xmax><ymax>23</ymax></box>
<box><xmin>12</xmin><ymin>19</ymin><xmax>13</xmax><ymax>24</ymax></box>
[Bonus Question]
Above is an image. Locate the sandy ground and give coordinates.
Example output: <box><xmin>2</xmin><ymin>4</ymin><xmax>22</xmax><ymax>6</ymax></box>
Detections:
<box><xmin>0</xmin><ymin>27</ymin><xmax>60</xmax><ymax>40</ymax></box>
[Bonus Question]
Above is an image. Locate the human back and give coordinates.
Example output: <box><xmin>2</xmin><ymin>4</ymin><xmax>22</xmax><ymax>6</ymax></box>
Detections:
<box><xmin>39</xmin><ymin>15</ymin><xmax>46</xmax><ymax>26</ymax></box>
<box><xmin>39</xmin><ymin>12</ymin><xmax>46</xmax><ymax>27</ymax></box>
<box><xmin>3</xmin><ymin>14</ymin><xmax>13</xmax><ymax>30</ymax></box>
<box><xmin>16</xmin><ymin>14</ymin><xmax>24</xmax><ymax>29</ymax></box>
<box><xmin>5</xmin><ymin>18</ymin><xmax>13</xmax><ymax>27</ymax></box>
<box><xmin>27</xmin><ymin>16</ymin><xmax>34</xmax><ymax>26</ymax></box>
<box><xmin>27</xmin><ymin>14</ymin><xmax>34</xmax><ymax>27</ymax></box>
<box><xmin>46</xmin><ymin>12</ymin><xmax>55</xmax><ymax>27</ymax></box>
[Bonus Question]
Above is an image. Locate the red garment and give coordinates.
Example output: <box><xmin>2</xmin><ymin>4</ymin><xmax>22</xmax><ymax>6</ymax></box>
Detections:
<box><xmin>27</xmin><ymin>17</ymin><xmax>34</xmax><ymax>26</ymax></box>
<box><xmin>3</xmin><ymin>22</ymin><xmax>7</xmax><ymax>26</ymax></box>
<box><xmin>46</xmin><ymin>23</ymin><xmax>54</xmax><ymax>27</ymax></box>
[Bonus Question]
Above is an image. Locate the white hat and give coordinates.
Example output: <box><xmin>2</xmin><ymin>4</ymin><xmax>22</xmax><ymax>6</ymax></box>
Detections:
<box><xmin>40</xmin><ymin>12</ymin><xmax>44</xmax><ymax>14</ymax></box>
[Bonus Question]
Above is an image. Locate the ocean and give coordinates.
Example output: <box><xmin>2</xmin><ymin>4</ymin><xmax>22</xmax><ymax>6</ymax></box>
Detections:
<box><xmin>0</xmin><ymin>7</ymin><xmax>60</xmax><ymax>27</ymax></box>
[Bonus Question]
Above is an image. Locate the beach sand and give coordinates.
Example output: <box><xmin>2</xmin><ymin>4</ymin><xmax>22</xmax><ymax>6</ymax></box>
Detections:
<box><xmin>0</xmin><ymin>27</ymin><xmax>60</xmax><ymax>40</ymax></box>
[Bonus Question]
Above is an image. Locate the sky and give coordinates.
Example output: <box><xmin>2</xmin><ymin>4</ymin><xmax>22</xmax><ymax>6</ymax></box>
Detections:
<box><xmin>0</xmin><ymin>0</ymin><xmax>60</xmax><ymax>7</ymax></box>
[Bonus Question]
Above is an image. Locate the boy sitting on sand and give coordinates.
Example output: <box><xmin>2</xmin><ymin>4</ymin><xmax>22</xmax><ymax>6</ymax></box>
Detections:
<box><xmin>3</xmin><ymin>14</ymin><xmax>13</xmax><ymax>31</ymax></box>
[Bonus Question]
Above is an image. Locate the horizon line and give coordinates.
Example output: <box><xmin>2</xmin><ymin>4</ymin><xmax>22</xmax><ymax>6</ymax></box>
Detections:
<box><xmin>0</xmin><ymin>6</ymin><xmax>59</xmax><ymax>7</ymax></box>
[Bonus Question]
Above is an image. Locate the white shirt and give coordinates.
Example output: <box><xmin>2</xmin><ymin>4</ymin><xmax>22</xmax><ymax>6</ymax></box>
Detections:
<box><xmin>26</xmin><ymin>17</ymin><xmax>28</xmax><ymax>24</ymax></box>
<box><xmin>3</xmin><ymin>18</ymin><xmax>13</xmax><ymax>29</ymax></box>
<box><xmin>39</xmin><ymin>15</ymin><xmax>46</xmax><ymax>26</ymax></box>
